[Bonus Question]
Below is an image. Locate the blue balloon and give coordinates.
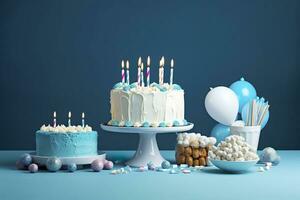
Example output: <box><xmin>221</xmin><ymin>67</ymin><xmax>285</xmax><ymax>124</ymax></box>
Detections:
<box><xmin>241</xmin><ymin>101</ymin><xmax>269</xmax><ymax>129</ymax></box>
<box><xmin>210</xmin><ymin>123</ymin><xmax>230</xmax><ymax>144</ymax></box>
<box><xmin>230</xmin><ymin>77</ymin><xmax>257</xmax><ymax>113</ymax></box>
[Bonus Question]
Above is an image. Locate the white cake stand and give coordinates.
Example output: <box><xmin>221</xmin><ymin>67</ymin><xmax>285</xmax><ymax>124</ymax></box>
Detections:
<box><xmin>30</xmin><ymin>152</ymin><xmax>106</xmax><ymax>166</ymax></box>
<box><xmin>101</xmin><ymin>123</ymin><xmax>194</xmax><ymax>167</ymax></box>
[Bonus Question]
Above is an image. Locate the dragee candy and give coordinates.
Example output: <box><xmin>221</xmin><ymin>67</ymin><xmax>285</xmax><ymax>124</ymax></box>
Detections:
<box><xmin>46</xmin><ymin>157</ymin><xmax>62</xmax><ymax>172</ymax></box>
<box><xmin>20</xmin><ymin>153</ymin><xmax>32</xmax><ymax>166</ymax></box>
<box><xmin>67</xmin><ymin>163</ymin><xmax>77</xmax><ymax>172</ymax></box>
<box><xmin>28</xmin><ymin>163</ymin><xmax>38</xmax><ymax>173</ymax></box>
<box><xmin>91</xmin><ymin>159</ymin><xmax>104</xmax><ymax>172</ymax></box>
<box><xmin>161</xmin><ymin>161</ymin><xmax>171</xmax><ymax>169</ymax></box>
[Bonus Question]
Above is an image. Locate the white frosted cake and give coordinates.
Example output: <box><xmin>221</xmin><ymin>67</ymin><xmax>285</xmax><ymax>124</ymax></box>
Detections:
<box><xmin>108</xmin><ymin>82</ymin><xmax>187</xmax><ymax>127</ymax></box>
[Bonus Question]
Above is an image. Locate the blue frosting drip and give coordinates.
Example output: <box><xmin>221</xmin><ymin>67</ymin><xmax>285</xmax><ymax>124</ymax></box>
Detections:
<box><xmin>159</xmin><ymin>122</ymin><xmax>167</xmax><ymax>127</ymax></box>
<box><xmin>158</xmin><ymin>86</ymin><xmax>167</xmax><ymax>92</ymax></box>
<box><xmin>111</xmin><ymin>120</ymin><xmax>119</xmax><ymax>126</ymax></box>
<box><xmin>123</xmin><ymin>85</ymin><xmax>131</xmax><ymax>92</ymax></box>
<box><xmin>130</xmin><ymin>82</ymin><xmax>138</xmax><ymax>89</ymax></box>
<box><xmin>173</xmin><ymin>120</ymin><xmax>180</xmax><ymax>127</ymax></box>
<box><xmin>113</xmin><ymin>82</ymin><xmax>124</xmax><ymax>89</ymax></box>
<box><xmin>125</xmin><ymin>121</ymin><xmax>133</xmax><ymax>127</ymax></box>
<box><xmin>142</xmin><ymin>122</ymin><xmax>150</xmax><ymax>127</ymax></box>
<box><xmin>172</xmin><ymin>84</ymin><xmax>182</xmax><ymax>90</ymax></box>
<box><xmin>150</xmin><ymin>82</ymin><xmax>158</xmax><ymax>87</ymax></box>
<box><xmin>182</xmin><ymin>119</ymin><xmax>188</xmax><ymax>125</ymax></box>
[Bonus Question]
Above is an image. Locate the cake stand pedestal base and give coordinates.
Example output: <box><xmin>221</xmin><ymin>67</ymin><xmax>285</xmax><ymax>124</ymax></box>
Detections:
<box><xmin>101</xmin><ymin>123</ymin><xmax>194</xmax><ymax>167</ymax></box>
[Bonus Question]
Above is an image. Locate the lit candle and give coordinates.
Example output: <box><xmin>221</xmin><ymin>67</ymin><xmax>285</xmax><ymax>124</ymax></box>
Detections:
<box><xmin>68</xmin><ymin>111</ymin><xmax>71</xmax><ymax>126</ymax></box>
<box><xmin>53</xmin><ymin>111</ymin><xmax>57</xmax><ymax>127</ymax></box>
<box><xmin>159</xmin><ymin>56</ymin><xmax>165</xmax><ymax>85</ymax></box>
<box><xmin>121</xmin><ymin>60</ymin><xmax>125</xmax><ymax>84</ymax></box>
<box><xmin>170</xmin><ymin>59</ymin><xmax>174</xmax><ymax>85</ymax></box>
<box><xmin>126</xmin><ymin>60</ymin><xmax>130</xmax><ymax>84</ymax></box>
<box><xmin>146</xmin><ymin>56</ymin><xmax>150</xmax><ymax>87</ymax></box>
<box><xmin>82</xmin><ymin>112</ymin><xmax>85</xmax><ymax>127</ymax></box>
<box><xmin>141</xmin><ymin>63</ymin><xmax>144</xmax><ymax>87</ymax></box>
<box><xmin>137</xmin><ymin>57</ymin><xmax>142</xmax><ymax>87</ymax></box>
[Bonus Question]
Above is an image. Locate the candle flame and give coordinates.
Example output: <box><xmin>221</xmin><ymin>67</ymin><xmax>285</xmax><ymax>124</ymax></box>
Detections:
<box><xmin>53</xmin><ymin>111</ymin><xmax>56</xmax><ymax>118</ymax></box>
<box><xmin>171</xmin><ymin>59</ymin><xmax>174</xmax><ymax>68</ymax></box>
<box><xmin>138</xmin><ymin>57</ymin><xmax>142</xmax><ymax>67</ymax></box>
<box><xmin>68</xmin><ymin>111</ymin><xmax>71</xmax><ymax>118</ymax></box>
<box><xmin>121</xmin><ymin>60</ymin><xmax>124</xmax><ymax>68</ymax></box>
<box><xmin>141</xmin><ymin>63</ymin><xmax>144</xmax><ymax>71</ymax></box>
<box><xmin>82</xmin><ymin>112</ymin><xmax>85</xmax><ymax>118</ymax></box>
<box><xmin>126</xmin><ymin>60</ymin><xmax>129</xmax><ymax>69</ymax></box>
<box><xmin>147</xmin><ymin>56</ymin><xmax>150</xmax><ymax>66</ymax></box>
<box><xmin>161</xmin><ymin>56</ymin><xmax>165</xmax><ymax>67</ymax></box>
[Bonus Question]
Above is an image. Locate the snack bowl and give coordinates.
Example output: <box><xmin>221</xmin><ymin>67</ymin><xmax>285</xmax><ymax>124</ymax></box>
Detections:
<box><xmin>209</xmin><ymin>158</ymin><xmax>259</xmax><ymax>173</ymax></box>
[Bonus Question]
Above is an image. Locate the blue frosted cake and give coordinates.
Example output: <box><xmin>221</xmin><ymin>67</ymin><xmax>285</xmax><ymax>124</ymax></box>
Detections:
<box><xmin>36</xmin><ymin>125</ymin><xmax>98</xmax><ymax>157</ymax></box>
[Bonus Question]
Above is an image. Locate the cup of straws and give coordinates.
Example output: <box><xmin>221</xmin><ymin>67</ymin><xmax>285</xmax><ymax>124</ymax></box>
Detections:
<box><xmin>230</xmin><ymin>98</ymin><xmax>270</xmax><ymax>151</ymax></box>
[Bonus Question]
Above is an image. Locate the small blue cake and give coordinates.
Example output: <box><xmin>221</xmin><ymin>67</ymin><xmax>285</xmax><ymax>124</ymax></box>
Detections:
<box><xmin>36</xmin><ymin>125</ymin><xmax>98</xmax><ymax>157</ymax></box>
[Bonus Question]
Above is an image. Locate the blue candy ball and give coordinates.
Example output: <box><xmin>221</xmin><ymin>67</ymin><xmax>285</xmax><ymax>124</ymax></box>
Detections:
<box><xmin>28</xmin><ymin>163</ymin><xmax>38</xmax><ymax>173</ymax></box>
<box><xmin>67</xmin><ymin>163</ymin><xmax>77</xmax><ymax>172</ymax></box>
<box><xmin>91</xmin><ymin>159</ymin><xmax>104</xmax><ymax>172</ymax></box>
<box><xmin>161</xmin><ymin>160</ymin><xmax>171</xmax><ymax>169</ymax></box>
<box><xmin>142</xmin><ymin>122</ymin><xmax>150</xmax><ymax>127</ymax></box>
<box><xmin>125</xmin><ymin>121</ymin><xmax>133</xmax><ymax>127</ymax></box>
<box><xmin>20</xmin><ymin>153</ymin><xmax>32</xmax><ymax>166</ymax></box>
<box><xmin>173</xmin><ymin>120</ymin><xmax>180</xmax><ymax>127</ymax></box>
<box><xmin>182</xmin><ymin>119</ymin><xmax>188</xmax><ymax>126</ymax></box>
<box><xmin>159</xmin><ymin>122</ymin><xmax>167</xmax><ymax>127</ymax></box>
<box><xmin>230</xmin><ymin>77</ymin><xmax>257</xmax><ymax>113</ymax></box>
<box><xmin>46</xmin><ymin>157</ymin><xmax>62</xmax><ymax>172</ymax></box>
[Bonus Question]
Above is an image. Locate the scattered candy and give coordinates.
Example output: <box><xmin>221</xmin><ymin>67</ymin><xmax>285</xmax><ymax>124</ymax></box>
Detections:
<box><xmin>46</xmin><ymin>157</ymin><xmax>62</xmax><ymax>172</ymax></box>
<box><xmin>110</xmin><ymin>167</ymin><xmax>129</xmax><ymax>175</ymax></box>
<box><xmin>157</xmin><ymin>168</ymin><xmax>170</xmax><ymax>172</ymax></box>
<box><xmin>258</xmin><ymin>167</ymin><xmax>265</xmax><ymax>172</ymax></box>
<box><xmin>171</xmin><ymin>164</ymin><xmax>178</xmax><ymax>169</ymax></box>
<box><xmin>67</xmin><ymin>163</ymin><xmax>77</xmax><ymax>172</ymax></box>
<box><xmin>20</xmin><ymin>153</ymin><xmax>32</xmax><ymax>166</ymax></box>
<box><xmin>179</xmin><ymin>164</ymin><xmax>188</xmax><ymax>168</ymax></box>
<box><xmin>137</xmin><ymin>166</ymin><xmax>148</xmax><ymax>172</ymax></box>
<box><xmin>124</xmin><ymin>166</ymin><xmax>132</xmax><ymax>172</ymax></box>
<box><xmin>169</xmin><ymin>169</ymin><xmax>179</xmax><ymax>174</ymax></box>
<box><xmin>161</xmin><ymin>161</ymin><xmax>171</xmax><ymax>169</ymax></box>
<box><xmin>28</xmin><ymin>163</ymin><xmax>38</xmax><ymax>173</ymax></box>
<box><xmin>182</xmin><ymin>169</ymin><xmax>191</xmax><ymax>174</ymax></box>
<box><xmin>91</xmin><ymin>159</ymin><xmax>104</xmax><ymax>172</ymax></box>
<box><xmin>265</xmin><ymin>165</ymin><xmax>271</xmax><ymax>171</ymax></box>
<box><xmin>104</xmin><ymin>161</ymin><xmax>114</xmax><ymax>170</ymax></box>
<box><xmin>147</xmin><ymin>162</ymin><xmax>156</xmax><ymax>171</ymax></box>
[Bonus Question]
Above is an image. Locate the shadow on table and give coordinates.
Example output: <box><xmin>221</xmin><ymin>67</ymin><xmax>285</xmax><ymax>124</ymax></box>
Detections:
<box><xmin>201</xmin><ymin>167</ymin><xmax>253</xmax><ymax>175</ymax></box>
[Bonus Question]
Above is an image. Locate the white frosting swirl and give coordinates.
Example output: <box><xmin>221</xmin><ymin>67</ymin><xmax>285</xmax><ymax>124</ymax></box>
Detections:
<box><xmin>177</xmin><ymin>132</ymin><xmax>216</xmax><ymax>147</ymax></box>
<box><xmin>40</xmin><ymin>124</ymin><xmax>93</xmax><ymax>133</ymax></box>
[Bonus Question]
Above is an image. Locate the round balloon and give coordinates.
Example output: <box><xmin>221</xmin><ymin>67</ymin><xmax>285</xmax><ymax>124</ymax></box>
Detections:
<box><xmin>210</xmin><ymin>123</ymin><xmax>230</xmax><ymax>145</ymax></box>
<box><xmin>205</xmin><ymin>86</ymin><xmax>239</xmax><ymax>126</ymax></box>
<box><xmin>241</xmin><ymin>101</ymin><xmax>269</xmax><ymax>129</ymax></box>
<box><xmin>230</xmin><ymin>77</ymin><xmax>257</xmax><ymax>113</ymax></box>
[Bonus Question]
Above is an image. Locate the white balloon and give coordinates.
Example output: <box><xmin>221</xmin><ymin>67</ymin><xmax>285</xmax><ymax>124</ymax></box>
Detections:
<box><xmin>205</xmin><ymin>86</ymin><xmax>239</xmax><ymax>126</ymax></box>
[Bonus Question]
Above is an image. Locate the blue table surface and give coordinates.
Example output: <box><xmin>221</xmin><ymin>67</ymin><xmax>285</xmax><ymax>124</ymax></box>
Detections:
<box><xmin>0</xmin><ymin>150</ymin><xmax>300</xmax><ymax>200</ymax></box>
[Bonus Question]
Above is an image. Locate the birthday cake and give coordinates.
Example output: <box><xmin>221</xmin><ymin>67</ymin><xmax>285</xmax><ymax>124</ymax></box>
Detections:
<box><xmin>108</xmin><ymin>57</ymin><xmax>187</xmax><ymax>127</ymax></box>
<box><xmin>36</xmin><ymin>124</ymin><xmax>98</xmax><ymax>157</ymax></box>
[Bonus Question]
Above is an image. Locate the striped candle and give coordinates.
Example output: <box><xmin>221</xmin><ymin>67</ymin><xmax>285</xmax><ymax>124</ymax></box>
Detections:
<box><xmin>68</xmin><ymin>111</ymin><xmax>71</xmax><ymax>127</ymax></box>
<box><xmin>81</xmin><ymin>112</ymin><xmax>85</xmax><ymax>127</ymax></box>
<box><xmin>141</xmin><ymin>63</ymin><xmax>144</xmax><ymax>87</ymax></box>
<box><xmin>159</xmin><ymin>56</ymin><xmax>165</xmax><ymax>85</ymax></box>
<box><xmin>170</xmin><ymin>59</ymin><xmax>174</xmax><ymax>85</ymax></box>
<box><xmin>146</xmin><ymin>56</ymin><xmax>150</xmax><ymax>87</ymax></box>
<box><xmin>126</xmin><ymin>60</ymin><xmax>130</xmax><ymax>84</ymax></box>
<box><xmin>121</xmin><ymin>60</ymin><xmax>125</xmax><ymax>84</ymax></box>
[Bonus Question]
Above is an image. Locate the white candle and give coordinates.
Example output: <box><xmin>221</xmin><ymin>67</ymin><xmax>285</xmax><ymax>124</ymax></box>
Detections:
<box><xmin>126</xmin><ymin>60</ymin><xmax>130</xmax><ymax>84</ymax></box>
<box><xmin>68</xmin><ymin>111</ymin><xmax>71</xmax><ymax>127</ymax></box>
<box><xmin>170</xmin><ymin>59</ymin><xmax>174</xmax><ymax>85</ymax></box>
<box><xmin>121</xmin><ymin>60</ymin><xmax>125</xmax><ymax>84</ymax></box>
<box><xmin>146</xmin><ymin>56</ymin><xmax>150</xmax><ymax>87</ymax></box>
<box><xmin>137</xmin><ymin>57</ymin><xmax>141</xmax><ymax>87</ymax></box>
<box><xmin>53</xmin><ymin>111</ymin><xmax>56</xmax><ymax>127</ymax></box>
<box><xmin>82</xmin><ymin>112</ymin><xmax>85</xmax><ymax>127</ymax></box>
<box><xmin>141</xmin><ymin>63</ymin><xmax>144</xmax><ymax>87</ymax></box>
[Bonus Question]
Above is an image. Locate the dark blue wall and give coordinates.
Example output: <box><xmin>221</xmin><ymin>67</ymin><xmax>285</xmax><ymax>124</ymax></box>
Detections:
<box><xmin>1</xmin><ymin>0</ymin><xmax>299</xmax><ymax>150</ymax></box>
